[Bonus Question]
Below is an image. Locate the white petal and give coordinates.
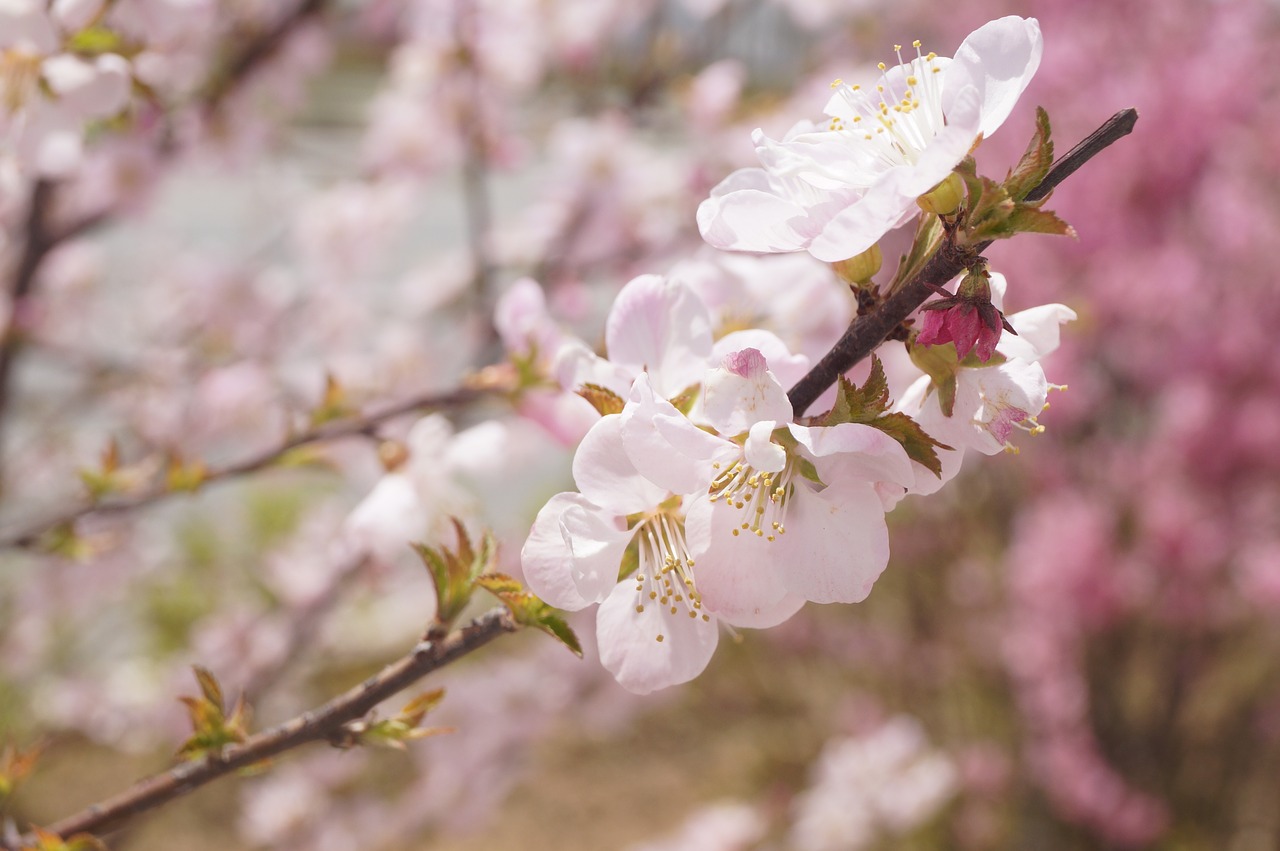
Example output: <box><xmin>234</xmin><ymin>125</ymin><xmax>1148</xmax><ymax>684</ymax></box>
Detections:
<box><xmin>1000</xmin><ymin>303</ymin><xmax>1077</xmax><ymax>362</ymax></box>
<box><xmin>697</xmin><ymin>168</ymin><xmax>813</xmax><ymax>253</ymax></box>
<box><xmin>604</xmin><ymin>274</ymin><xmax>714</xmax><ymax>398</ymax></box>
<box><xmin>789</xmin><ymin>422</ymin><xmax>915</xmax><ymax>487</ymax></box>
<box><xmin>619</xmin><ymin>373</ymin><xmax>726</xmax><ymax>496</ymax></box>
<box><xmin>573</xmin><ymin>414</ymin><xmax>667</xmax><ymax>514</ymax></box>
<box><xmin>521</xmin><ymin>492</ymin><xmax>625</xmax><ymax>610</ymax></box>
<box><xmin>776</xmin><ymin>482</ymin><xmax>891</xmax><ymax>604</ymax></box>
<box><xmin>702</xmin><ymin>348</ymin><xmax>793</xmax><ymax>436</ymax></box>
<box><xmin>596</xmin><ymin>580</ymin><xmax>719</xmax><ymax>694</ymax></box>
<box><xmin>684</xmin><ymin>495</ymin><xmax>795</xmax><ymax>626</ymax></box>
<box><xmin>950</xmin><ymin>16</ymin><xmax>1044</xmax><ymax>138</ymax></box>
<box><xmin>743</xmin><ymin>420</ymin><xmax>786</xmax><ymax>472</ymax></box>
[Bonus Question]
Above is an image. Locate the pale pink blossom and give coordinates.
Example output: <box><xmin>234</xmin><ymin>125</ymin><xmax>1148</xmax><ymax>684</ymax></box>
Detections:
<box><xmin>698</xmin><ymin>17</ymin><xmax>1042</xmax><ymax>261</ymax></box>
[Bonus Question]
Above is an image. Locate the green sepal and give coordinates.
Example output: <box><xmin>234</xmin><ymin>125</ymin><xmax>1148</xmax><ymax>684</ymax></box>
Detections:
<box><xmin>1004</xmin><ymin>106</ymin><xmax>1054</xmax><ymax>201</ymax></box>
<box><xmin>476</xmin><ymin>573</ymin><xmax>584</xmax><ymax>657</ymax></box>
<box><xmin>887</xmin><ymin>210</ymin><xmax>944</xmax><ymax>294</ymax></box>
<box><xmin>907</xmin><ymin>340</ymin><xmax>961</xmax><ymax>418</ymax></box>
<box><xmin>577</xmin><ymin>383</ymin><xmax>625</xmax><ymax>416</ymax></box>
<box><xmin>413</xmin><ymin>520</ymin><xmax>497</xmax><ymax>629</ymax></box>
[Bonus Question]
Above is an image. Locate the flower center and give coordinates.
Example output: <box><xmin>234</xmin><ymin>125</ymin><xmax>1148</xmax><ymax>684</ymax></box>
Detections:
<box><xmin>827</xmin><ymin>41</ymin><xmax>946</xmax><ymax>167</ymax></box>
<box><xmin>630</xmin><ymin>512</ymin><xmax>709</xmax><ymax>642</ymax></box>
<box><xmin>708</xmin><ymin>458</ymin><xmax>795</xmax><ymax>542</ymax></box>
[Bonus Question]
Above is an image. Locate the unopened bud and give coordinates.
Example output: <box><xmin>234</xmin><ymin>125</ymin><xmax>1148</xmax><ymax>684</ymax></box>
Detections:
<box><xmin>917</xmin><ymin>172</ymin><xmax>965</xmax><ymax>217</ymax></box>
<box><xmin>832</xmin><ymin>243</ymin><xmax>883</xmax><ymax>286</ymax></box>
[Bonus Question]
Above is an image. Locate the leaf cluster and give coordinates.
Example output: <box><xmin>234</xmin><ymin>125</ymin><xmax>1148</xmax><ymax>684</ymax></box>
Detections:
<box><xmin>175</xmin><ymin>666</ymin><xmax>251</xmax><ymax>761</ymax></box>
<box><xmin>822</xmin><ymin>356</ymin><xmax>951</xmax><ymax>478</ymax></box>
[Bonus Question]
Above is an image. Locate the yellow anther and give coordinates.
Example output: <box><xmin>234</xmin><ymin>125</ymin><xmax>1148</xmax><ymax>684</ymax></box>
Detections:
<box><xmin>636</xmin><ymin>605</ymin><xmax>645</xmax><ymax>613</ymax></box>
<box><xmin>831</xmin><ymin>77</ymin><xmax>843</xmax><ymax>88</ymax></box>
<box><xmin>656</xmin><ymin>634</ymin><xmax>665</xmax><ymax>642</ymax></box>
<box><xmin>877</xmin><ymin>62</ymin><xmax>886</xmax><ymax>70</ymax></box>
<box><xmin>913</xmin><ymin>39</ymin><xmax>922</xmax><ymax>48</ymax></box>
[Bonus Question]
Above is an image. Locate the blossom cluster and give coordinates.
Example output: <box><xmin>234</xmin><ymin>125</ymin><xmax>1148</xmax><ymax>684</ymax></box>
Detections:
<box><xmin>512</xmin><ymin>14</ymin><xmax>1074</xmax><ymax>694</ymax></box>
<box><xmin>516</xmin><ymin>262</ymin><xmax>1072</xmax><ymax>693</ymax></box>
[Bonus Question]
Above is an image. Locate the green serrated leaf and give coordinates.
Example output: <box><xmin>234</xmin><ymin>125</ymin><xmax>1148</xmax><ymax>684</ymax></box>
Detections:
<box><xmin>1004</xmin><ymin>206</ymin><xmax>1077</xmax><ymax>238</ymax></box>
<box><xmin>1005</xmin><ymin>106</ymin><xmax>1054</xmax><ymax>201</ymax></box>
<box><xmin>192</xmin><ymin>666</ymin><xmax>223</xmax><ymax>709</ymax></box>
<box><xmin>577</xmin><ymin>383</ymin><xmax>625</xmax><ymax>416</ymax></box>
<box><xmin>871</xmin><ymin>412</ymin><xmax>952</xmax><ymax>478</ymax></box>
<box><xmin>475</xmin><ymin>572</ymin><xmax>524</xmax><ymax>596</ymax></box>
<box><xmin>536</xmin><ymin>611</ymin><xmax>584</xmax><ymax>658</ymax></box>
<box><xmin>823</xmin><ymin>357</ymin><xmax>891</xmax><ymax>426</ymax></box>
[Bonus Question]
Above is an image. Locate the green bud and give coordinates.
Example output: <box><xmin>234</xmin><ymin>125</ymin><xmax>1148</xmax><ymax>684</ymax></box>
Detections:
<box><xmin>917</xmin><ymin>172</ymin><xmax>965</xmax><ymax>217</ymax></box>
<box><xmin>832</xmin><ymin>243</ymin><xmax>883</xmax><ymax>285</ymax></box>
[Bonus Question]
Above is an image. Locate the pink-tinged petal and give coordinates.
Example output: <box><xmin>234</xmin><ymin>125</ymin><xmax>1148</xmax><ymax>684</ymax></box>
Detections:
<box><xmin>712</xmin><ymin>329</ymin><xmax>810</xmax><ymax>392</ymax></box>
<box><xmin>522</xmin><ymin>492</ymin><xmax>624</xmax><ymax>610</ymax></box>
<box><xmin>573</xmin><ymin>414</ymin><xmax>667</xmax><ymax>514</ymax></box>
<box><xmin>684</xmin><ymin>495</ymin><xmax>793</xmax><ymax>626</ymax></box>
<box><xmin>605</xmin><ymin>274</ymin><xmax>714</xmax><ymax>397</ymax></box>
<box><xmin>697</xmin><ymin>168</ymin><xmax>813</xmax><ymax>253</ymax></box>
<box><xmin>596</xmin><ymin>580</ymin><xmax>719</xmax><ymax>694</ymax></box>
<box><xmin>703</xmin><ymin>348</ymin><xmax>793</xmax><ymax>436</ymax></box>
<box><xmin>950</xmin><ymin>16</ymin><xmax>1043</xmax><ymax>138</ymax></box>
<box><xmin>776</xmin><ymin>482</ymin><xmax>891</xmax><ymax>604</ymax></box>
<box><xmin>620</xmin><ymin>373</ymin><xmax>727</xmax><ymax>495</ymax></box>
<box><xmin>554</xmin><ymin>340</ymin><xmax>633</xmax><ymax>399</ymax></box>
<box><xmin>560</xmin><ymin>501</ymin><xmax>631</xmax><ymax>603</ymax></box>
<box><xmin>495</xmin><ymin>276</ymin><xmax>562</xmax><ymax>360</ymax></box>
<box><xmin>789</xmin><ymin>422</ymin><xmax>915</xmax><ymax>488</ymax></box>
<box><xmin>743</xmin><ymin>420</ymin><xmax>786</xmax><ymax>472</ymax></box>
<box><xmin>1001</xmin><ymin>303</ymin><xmax>1078</xmax><ymax>362</ymax></box>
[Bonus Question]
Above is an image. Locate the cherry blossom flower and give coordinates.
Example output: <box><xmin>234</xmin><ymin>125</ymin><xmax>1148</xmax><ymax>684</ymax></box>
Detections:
<box><xmin>521</xmin><ymin>415</ymin><xmax>725</xmax><ymax>694</ymax></box>
<box><xmin>697</xmin><ymin>16</ymin><xmax>1042</xmax><ymax>262</ymax></box>
<box><xmin>622</xmin><ymin>348</ymin><xmax>914</xmax><ymax>623</ymax></box>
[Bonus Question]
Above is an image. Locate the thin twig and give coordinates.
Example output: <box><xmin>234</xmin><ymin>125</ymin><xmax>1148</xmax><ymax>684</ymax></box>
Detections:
<box><xmin>7</xmin><ymin>608</ymin><xmax>518</xmax><ymax>847</ymax></box>
<box><xmin>0</xmin><ymin>386</ymin><xmax>483</xmax><ymax>550</ymax></box>
<box><xmin>786</xmin><ymin>108</ymin><xmax>1138</xmax><ymax>416</ymax></box>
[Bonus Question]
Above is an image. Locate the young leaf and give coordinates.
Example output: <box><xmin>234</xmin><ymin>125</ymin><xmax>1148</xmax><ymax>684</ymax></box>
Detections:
<box><xmin>477</xmin><ymin>573</ymin><xmax>583</xmax><ymax>657</ymax></box>
<box><xmin>1004</xmin><ymin>106</ymin><xmax>1054</xmax><ymax>201</ymax></box>
<box><xmin>577</xmin><ymin>383</ymin><xmax>625</xmax><ymax>416</ymax></box>
<box><xmin>823</xmin><ymin>356</ymin><xmax>891</xmax><ymax>426</ymax></box>
<box><xmin>871</xmin><ymin>412</ymin><xmax>952</xmax><ymax>478</ymax></box>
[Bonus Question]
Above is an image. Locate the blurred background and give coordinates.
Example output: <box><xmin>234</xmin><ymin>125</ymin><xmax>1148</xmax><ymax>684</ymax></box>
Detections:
<box><xmin>2</xmin><ymin>0</ymin><xmax>1278</xmax><ymax>848</ymax></box>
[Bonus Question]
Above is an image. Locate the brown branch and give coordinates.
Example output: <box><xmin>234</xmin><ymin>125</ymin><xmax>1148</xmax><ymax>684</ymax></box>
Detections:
<box><xmin>0</xmin><ymin>180</ymin><xmax>56</xmax><ymax>470</ymax></box>
<box><xmin>786</xmin><ymin>108</ymin><xmax>1138</xmax><ymax>416</ymax></box>
<box><xmin>0</xmin><ymin>386</ymin><xmax>483</xmax><ymax>550</ymax></box>
<box><xmin>7</xmin><ymin>608</ymin><xmax>518</xmax><ymax>847</ymax></box>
